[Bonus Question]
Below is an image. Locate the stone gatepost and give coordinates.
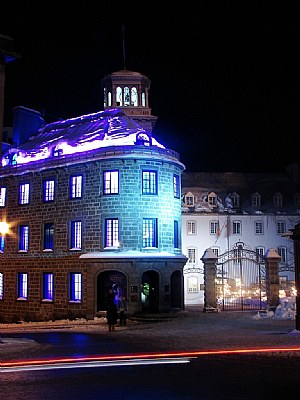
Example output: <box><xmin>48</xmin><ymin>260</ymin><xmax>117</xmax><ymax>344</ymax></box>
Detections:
<box><xmin>201</xmin><ymin>248</ymin><xmax>218</xmax><ymax>312</ymax></box>
<box><xmin>265</xmin><ymin>248</ymin><xmax>281</xmax><ymax>311</ymax></box>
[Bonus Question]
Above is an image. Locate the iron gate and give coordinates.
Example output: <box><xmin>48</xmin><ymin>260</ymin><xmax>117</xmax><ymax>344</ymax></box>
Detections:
<box><xmin>216</xmin><ymin>242</ymin><xmax>267</xmax><ymax>311</ymax></box>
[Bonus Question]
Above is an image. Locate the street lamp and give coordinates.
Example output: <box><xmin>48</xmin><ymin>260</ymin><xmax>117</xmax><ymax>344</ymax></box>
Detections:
<box><xmin>0</xmin><ymin>221</ymin><xmax>9</xmax><ymax>235</ymax></box>
<box><xmin>289</xmin><ymin>223</ymin><xmax>300</xmax><ymax>331</ymax></box>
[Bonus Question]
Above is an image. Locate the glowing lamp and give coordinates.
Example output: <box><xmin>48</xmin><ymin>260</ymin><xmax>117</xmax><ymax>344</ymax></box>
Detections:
<box><xmin>0</xmin><ymin>222</ymin><xmax>9</xmax><ymax>234</ymax></box>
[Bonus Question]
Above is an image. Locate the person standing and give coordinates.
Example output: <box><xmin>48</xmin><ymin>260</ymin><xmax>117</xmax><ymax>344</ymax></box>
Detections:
<box><xmin>106</xmin><ymin>290</ymin><xmax>118</xmax><ymax>332</ymax></box>
<box><xmin>118</xmin><ymin>296</ymin><xmax>127</xmax><ymax>326</ymax></box>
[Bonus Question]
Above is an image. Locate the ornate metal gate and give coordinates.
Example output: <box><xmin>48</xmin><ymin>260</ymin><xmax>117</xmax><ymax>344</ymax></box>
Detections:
<box><xmin>216</xmin><ymin>241</ymin><xmax>267</xmax><ymax>311</ymax></box>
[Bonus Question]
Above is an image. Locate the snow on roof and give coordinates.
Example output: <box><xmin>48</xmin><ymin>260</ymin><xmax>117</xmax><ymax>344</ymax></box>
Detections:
<box><xmin>2</xmin><ymin>108</ymin><xmax>165</xmax><ymax>166</ymax></box>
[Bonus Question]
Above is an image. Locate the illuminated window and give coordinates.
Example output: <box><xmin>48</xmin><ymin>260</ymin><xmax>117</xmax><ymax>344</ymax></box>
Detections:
<box><xmin>277</xmin><ymin>246</ymin><xmax>287</xmax><ymax>263</ymax></box>
<box><xmin>70</xmin><ymin>175</ymin><xmax>82</xmax><ymax>199</ymax></box>
<box><xmin>69</xmin><ymin>273</ymin><xmax>82</xmax><ymax>302</ymax></box>
<box><xmin>277</xmin><ymin>221</ymin><xmax>286</xmax><ymax>235</ymax></box>
<box><xmin>0</xmin><ymin>235</ymin><xmax>4</xmax><ymax>252</ymax></box>
<box><xmin>273</xmin><ymin>192</ymin><xmax>283</xmax><ymax>207</ymax></box>
<box><xmin>70</xmin><ymin>221</ymin><xmax>82</xmax><ymax>250</ymax></box>
<box><xmin>187</xmin><ymin>276</ymin><xmax>198</xmax><ymax>293</ymax></box>
<box><xmin>131</xmin><ymin>87</ymin><xmax>138</xmax><ymax>106</ymax></box>
<box><xmin>0</xmin><ymin>187</ymin><xmax>6</xmax><ymax>207</ymax></box>
<box><xmin>43</xmin><ymin>223</ymin><xmax>54</xmax><ymax>250</ymax></box>
<box><xmin>255</xmin><ymin>247</ymin><xmax>265</xmax><ymax>262</ymax></box>
<box><xmin>0</xmin><ymin>272</ymin><xmax>3</xmax><ymax>299</ymax></box>
<box><xmin>108</xmin><ymin>91</ymin><xmax>112</xmax><ymax>106</ymax></box>
<box><xmin>142</xmin><ymin>92</ymin><xmax>146</xmax><ymax>107</ymax></box>
<box><xmin>187</xmin><ymin>248</ymin><xmax>196</xmax><ymax>264</ymax></box>
<box><xmin>43</xmin><ymin>273</ymin><xmax>54</xmax><ymax>301</ymax></box>
<box><xmin>173</xmin><ymin>174</ymin><xmax>180</xmax><ymax>198</ymax></box>
<box><xmin>116</xmin><ymin>86</ymin><xmax>122</xmax><ymax>106</ymax></box>
<box><xmin>174</xmin><ymin>220</ymin><xmax>179</xmax><ymax>248</ymax></box>
<box><xmin>17</xmin><ymin>272</ymin><xmax>28</xmax><ymax>299</ymax></box>
<box><xmin>252</xmin><ymin>192</ymin><xmax>261</xmax><ymax>207</ymax></box>
<box><xmin>103</xmin><ymin>87</ymin><xmax>106</xmax><ymax>108</ymax></box>
<box><xmin>124</xmin><ymin>87</ymin><xmax>130</xmax><ymax>106</ymax></box>
<box><xmin>105</xmin><ymin>218</ymin><xmax>119</xmax><ymax>247</ymax></box>
<box><xmin>210</xmin><ymin>221</ymin><xmax>219</xmax><ymax>235</ymax></box>
<box><xmin>279</xmin><ymin>276</ymin><xmax>288</xmax><ymax>288</ymax></box>
<box><xmin>232</xmin><ymin>220</ymin><xmax>241</xmax><ymax>235</ymax></box>
<box><xmin>187</xmin><ymin>220</ymin><xmax>196</xmax><ymax>235</ymax></box>
<box><xmin>43</xmin><ymin>179</ymin><xmax>55</xmax><ymax>202</ymax></box>
<box><xmin>103</xmin><ymin>170</ymin><xmax>119</xmax><ymax>194</ymax></box>
<box><xmin>19</xmin><ymin>183</ymin><xmax>30</xmax><ymax>205</ymax></box>
<box><xmin>19</xmin><ymin>225</ymin><xmax>29</xmax><ymax>252</ymax></box>
<box><xmin>143</xmin><ymin>218</ymin><xmax>157</xmax><ymax>248</ymax></box>
<box><xmin>142</xmin><ymin>170</ymin><xmax>157</xmax><ymax>194</ymax></box>
<box><xmin>255</xmin><ymin>221</ymin><xmax>264</xmax><ymax>234</ymax></box>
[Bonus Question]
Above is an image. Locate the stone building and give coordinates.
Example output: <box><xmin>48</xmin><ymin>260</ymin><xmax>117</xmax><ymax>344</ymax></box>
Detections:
<box><xmin>0</xmin><ymin>70</ymin><xmax>187</xmax><ymax>323</ymax></box>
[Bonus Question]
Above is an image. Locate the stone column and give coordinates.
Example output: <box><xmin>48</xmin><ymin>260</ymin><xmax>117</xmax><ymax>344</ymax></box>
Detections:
<box><xmin>265</xmin><ymin>248</ymin><xmax>281</xmax><ymax>312</ymax></box>
<box><xmin>201</xmin><ymin>248</ymin><xmax>218</xmax><ymax>312</ymax></box>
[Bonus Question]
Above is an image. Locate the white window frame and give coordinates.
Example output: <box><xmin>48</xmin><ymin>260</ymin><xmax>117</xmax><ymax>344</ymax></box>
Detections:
<box><xmin>255</xmin><ymin>221</ymin><xmax>264</xmax><ymax>235</ymax></box>
<box><xmin>277</xmin><ymin>221</ymin><xmax>286</xmax><ymax>235</ymax></box>
<box><xmin>187</xmin><ymin>220</ymin><xmax>196</xmax><ymax>235</ymax></box>
<box><xmin>43</xmin><ymin>179</ymin><xmax>55</xmax><ymax>202</ymax></box>
<box><xmin>19</xmin><ymin>183</ymin><xmax>30</xmax><ymax>205</ymax></box>
<box><xmin>210</xmin><ymin>221</ymin><xmax>219</xmax><ymax>235</ymax></box>
<box><xmin>187</xmin><ymin>276</ymin><xmax>198</xmax><ymax>293</ymax></box>
<box><xmin>0</xmin><ymin>272</ymin><xmax>3</xmax><ymax>299</ymax></box>
<box><xmin>70</xmin><ymin>175</ymin><xmax>82</xmax><ymax>199</ymax></box>
<box><xmin>105</xmin><ymin>218</ymin><xmax>119</xmax><ymax>247</ymax></box>
<box><xmin>42</xmin><ymin>273</ymin><xmax>54</xmax><ymax>301</ymax></box>
<box><xmin>69</xmin><ymin>273</ymin><xmax>82</xmax><ymax>302</ymax></box>
<box><xmin>19</xmin><ymin>225</ymin><xmax>29</xmax><ymax>252</ymax></box>
<box><xmin>187</xmin><ymin>247</ymin><xmax>196</xmax><ymax>264</ymax></box>
<box><xmin>70</xmin><ymin>221</ymin><xmax>82</xmax><ymax>250</ymax></box>
<box><xmin>277</xmin><ymin>246</ymin><xmax>287</xmax><ymax>263</ymax></box>
<box><xmin>103</xmin><ymin>170</ymin><xmax>119</xmax><ymax>194</ymax></box>
<box><xmin>232</xmin><ymin>220</ymin><xmax>241</xmax><ymax>235</ymax></box>
<box><xmin>0</xmin><ymin>187</ymin><xmax>7</xmax><ymax>207</ymax></box>
<box><xmin>17</xmin><ymin>272</ymin><xmax>28</xmax><ymax>299</ymax></box>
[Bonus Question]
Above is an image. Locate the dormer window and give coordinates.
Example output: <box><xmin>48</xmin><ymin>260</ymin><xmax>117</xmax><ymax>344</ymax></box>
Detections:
<box><xmin>273</xmin><ymin>192</ymin><xmax>283</xmax><ymax>207</ymax></box>
<box><xmin>185</xmin><ymin>192</ymin><xmax>194</xmax><ymax>207</ymax></box>
<box><xmin>208</xmin><ymin>192</ymin><xmax>217</xmax><ymax>207</ymax></box>
<box><xmin>252</xmin><ymin>192</ymin><xmax>261</xmax><ymax>207</ymax></box>
<box><xmin>231</xmin><ymin>192</ymin><xmax>240</xmax><ymax>208</ymax></box>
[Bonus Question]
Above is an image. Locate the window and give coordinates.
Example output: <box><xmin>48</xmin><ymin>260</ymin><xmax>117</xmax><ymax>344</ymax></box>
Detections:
<box><xmin>207</xmin><ymin>192</ymin><xmax>217</xmax><ymax>207</ymax></box>
<box><xmin>273</xmin><ymin>192</ymin><xmax>283</xmax><ymax>207</ymax></box>
<box><xmin>211</xmin><ymin>247</ymin><xmax>220</xmax><ymax>257</ymax></box>
<box><xmin>277</xmin><ymin>246</ymin><xmax>287</xmax><ymax>263</ymax></box>
<box><xmin>105</xmin><ymin>218</ymin><xmax>119</xmax><ymax>247</ymax></box>
<box><xmin>0</xmin><ymin>234</ymin><xmax>4</xmax><ymax>252</ymax></box>
<box><xmin>70</xmin><ymin>175</ymin><xmax>82</xmax><ymax>199</ymax></box>
<box><xmin>142</xmin><ymin>92</ymin><xmax>146</xmax><ymax>107</ymax></box>
<box><xmin>174</xmin><ymin>220</ymin><xmax>179</xmax><ymax>248</ymax></box>
<box><xmin>124</xmin><ymin>86</ymin><xmax>130</xmax><ymax>106</ymax></box>
<box><xmin>70</xmin><ymin>221</ymin><xmax>82</xmax><ymax>250</ymax></box>
<box><xmin>43</xmin><ymin>223</ymin><xmax>54</xmax><ymax>250</ymax></box>
<box><xmin>17</xmin><ymin>272</ymin><xmax>28</xmax><ymax>299</ymax></box>
<box><xmin>187</xmin><ymin>248</ymin><xmax>196</xmax><ymax>264</ymax></box>
<box><xmin>187</xmin><ymin>276</ymin><xmax>198</xmax><ymax>293</ymax></box>
<box><xmin>143</xmin><ymin>218</ymin><xmax>157</xmax><ymax>248</ymax></box>
<box><xmin>255</xmin><ymin>247</ymin><xmax>265</xmax><ymax>262</ymax></box>
<box><xmin>69</xmin><ymin>273</ymin><xmax>82</xmax><ymax>302</ymax></box>
<box><xmin>131</xmin><ymin>87</ymin><xmax>138</xmax><ymax>106</ymax></box>
<box><xmin>43</xmin><ymin>179</ymin><xmax>55</xmax><ymax>202</ymax></box>
<box><xmin>185</xmin><ymin>192</ymin><xmax>194</xmax><ymax>207</ymax></box>
<box><xmin>255</xmin><ymin>221</ymin><xmax>264</xmax><ymax>234</ymax></box>
<box><xmin>0</xmin><ymin>187</ymin><xmax>6</xmax><ymax>207</ymax></box>
<box><xmin>279</xmin><ymin>276</ymin><xmax>288</xmax><ymax>289</ymax></box>
<box><xmin>103</xmin><ymin>170</ymin><xmax>119</xmax><ymax>194</ymax></box>
<box><xmin>19</xmin><ymin>183</ymin><xmax>30</xmax><ymax>205</ymax></box>
<box><xmin>142</xmin><ymin>170</ymin><xmax>157</xmax><ymax>194</ymax></box>
<box><xmin>173</xmin><ymin>174</ymin><xmax>180</xmax><ymax>198</ymax></box>
<box><xmin>210</xmin><ymin>221</ymin><xmax>219</xmax><ymax>235</ymax></box>
<box><xmin>187</xmin><ymin>220</ymin><xmax>196</xmax><ymax>235</ymax></box>
<box><xmin>231</xmin><ymin>193</ymin><xmax>240</xmax><ymax>208</ymax></box>
<box><xmin>116</xmin><ymin>86</ymin><xmax>122</xmax><ymax>106</ymax></box>
<box><xmin>19</xmin><ymin>225</ymin><xmax>29</xmax><ymax>251</ymax></box>
<box><xmin>252</xmin><ymin>193</ymin><xmax>261</xmax><ymax>207</ymax></box>
<box><xmin>0</xmin><ymin>272</ymin><xmax>3</xmax><ymax>299</ymax></box>
<box><xmin>43</xmin><ymin>273</ymin><xmax>54</xmax><ymax>301</ymax></box>
<box><xmin>232</xmin><ymin>221</ymin><xmax>241</xmax><ymax>235</ymax></box>
<box><xmin>277</xmin><ymin>221</ymin><xmax>286</xmax><ymax>235</ymax></box>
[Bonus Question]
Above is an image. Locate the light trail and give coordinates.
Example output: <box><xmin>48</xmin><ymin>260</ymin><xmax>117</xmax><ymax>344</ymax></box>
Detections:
<box><xmin>2</xmin><ymin>347</ymin><xmax>300</xmax><ymax>372</ymax></box>
<box><xmin>2</xmin><ymin>357</ymin><xmax>191</xmax><ymax>373</ymax></box>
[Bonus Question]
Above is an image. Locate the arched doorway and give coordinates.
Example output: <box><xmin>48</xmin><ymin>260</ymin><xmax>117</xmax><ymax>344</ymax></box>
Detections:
<box><xmin>97</xmin><ymin>270</ymin><xmax>127</xmax><ymax>312</ymax></box>
<box><xmin>141</xmin><ymin>270</ymin><xmax>159</xmax><ymax>313</ymax></box>
<box><xmin>170</xmin><ymin>270</ymin><xmax>182</xmax><ymax>309</ymax></box>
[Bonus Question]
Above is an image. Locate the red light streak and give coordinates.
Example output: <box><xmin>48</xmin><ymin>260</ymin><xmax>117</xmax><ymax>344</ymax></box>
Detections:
<box><xmin>2</xmin><ymin>347</ymin><xmax>300</xmax><ymax>368</ymax></box>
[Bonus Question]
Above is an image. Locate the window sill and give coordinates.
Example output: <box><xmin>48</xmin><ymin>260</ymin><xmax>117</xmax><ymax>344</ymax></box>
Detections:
<box><xmin>18</xmin><ymin>250</ymin><xmax>28</xmax><ymax>253</ymax></box>
<box><xmin>69</xmin><ymin>300</ymin><xmax>82</xmax><ymax>304</ymax></box>
<box><xmin>42</xmin><ymin>299</ymin><xmax>53</xmax><ymax>303</ymax></box>
<box><xmin>69</xmin><ymin>248</ymin><xmax>82</xmax><ymax>251</ymax></box>
<box><xmin>17</xmin><ymin>297</ymin><xmax>27</xmax><ymax>301</ymax></box>
<box><xmin>43</xmin><ymin>249</ymin><xmax>54</xmax><ymax>252</ymax></box>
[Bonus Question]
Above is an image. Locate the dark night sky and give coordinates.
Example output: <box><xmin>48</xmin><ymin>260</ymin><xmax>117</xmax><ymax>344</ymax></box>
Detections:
<box><xmin>2</xmin><ymin>2</ymin><xmax>299</xmax><ymax>173</ymax></box>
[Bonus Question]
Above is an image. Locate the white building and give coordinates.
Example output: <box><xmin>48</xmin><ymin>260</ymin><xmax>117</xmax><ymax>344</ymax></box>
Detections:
<box><xmin>181</xmin><ymin>168</ymin><xmax>300</xmax><ymax>307</ymax></box>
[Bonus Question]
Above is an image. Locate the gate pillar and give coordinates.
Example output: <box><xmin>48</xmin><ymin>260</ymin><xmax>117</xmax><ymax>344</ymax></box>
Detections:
<box><xmin>265</xmin><ymin>248</ymin><xmax>281</xmax><ymax>312</ymax></box>
<box><xmin>201</xmin><ymin>248</ymin><xmax>218</xmax><ymax>312</ymax></box>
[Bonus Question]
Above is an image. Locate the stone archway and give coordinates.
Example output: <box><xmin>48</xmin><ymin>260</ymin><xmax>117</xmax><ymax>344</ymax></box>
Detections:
<box><xmin>141</xmin><ymin>270</ymin><xmax>159</xmax><ymax>313</ymax></box>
